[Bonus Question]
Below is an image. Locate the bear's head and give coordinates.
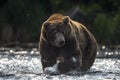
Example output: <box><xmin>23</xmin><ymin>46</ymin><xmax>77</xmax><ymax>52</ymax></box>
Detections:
<box><xmin>42</xmin><ymin>16</ymin><xmax>72</xmax><ymax>47</ymax></box>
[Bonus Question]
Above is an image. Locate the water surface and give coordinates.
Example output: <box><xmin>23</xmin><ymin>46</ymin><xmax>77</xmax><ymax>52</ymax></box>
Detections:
<box><xmin>0</xmin><ymin>48</ymin><xmax>119</xmax><ymax>80</ymax></box>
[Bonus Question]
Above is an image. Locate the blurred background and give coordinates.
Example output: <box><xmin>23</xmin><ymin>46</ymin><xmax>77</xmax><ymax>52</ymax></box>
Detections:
<box><xmin>0</xmin><ymin>0</ymin><xmax>120</xmax><ymax>79</ymax></box>
<box><xmin>0</xmin><ymin>0</ymin><xmax>120</xmax><ymax>47</ymax></box>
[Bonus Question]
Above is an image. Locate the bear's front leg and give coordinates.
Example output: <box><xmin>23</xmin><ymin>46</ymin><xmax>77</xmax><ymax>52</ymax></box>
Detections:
<box><xmin>58</xmin><ymin>56</ymin><xmax>82</xmax><ymax>73</ymax></box>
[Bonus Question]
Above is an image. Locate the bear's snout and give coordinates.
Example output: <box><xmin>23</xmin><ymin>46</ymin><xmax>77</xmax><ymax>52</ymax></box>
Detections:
<box><xmin>58</xmin><ymin>40</ymin><xmax>65</xmax><ymax>46</ymax></box>
<box><xmin>55</xmin><ymin>33</ymin><xmax>65</xmax><ymax>47</ymax></box>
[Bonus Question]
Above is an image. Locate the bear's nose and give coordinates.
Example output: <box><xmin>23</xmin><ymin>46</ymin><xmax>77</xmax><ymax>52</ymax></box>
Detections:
<box><xmin>58</xmin><ymin>40</ymin><xmax>65</xmax><ymax>47</ymax></box>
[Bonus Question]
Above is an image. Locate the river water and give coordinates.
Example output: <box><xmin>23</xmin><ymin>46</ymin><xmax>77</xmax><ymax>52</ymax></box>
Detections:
<box><xmin>0</xmin><ymin>47</ymin><xmax>119</xmax><ymax>80</ymax></box>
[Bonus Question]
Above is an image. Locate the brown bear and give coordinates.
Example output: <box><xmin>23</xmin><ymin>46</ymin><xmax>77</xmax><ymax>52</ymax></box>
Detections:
<box><xmin>39</xmin><ymin>14</ymin><xmax>98</xmax><ymax>74</ymax></box>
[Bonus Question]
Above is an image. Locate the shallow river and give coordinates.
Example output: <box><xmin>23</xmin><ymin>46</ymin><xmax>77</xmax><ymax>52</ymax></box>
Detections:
<box><xmin>0</xmin><ymin>48</ymin><xmax>119</xmax><ymax>80</ymax></box>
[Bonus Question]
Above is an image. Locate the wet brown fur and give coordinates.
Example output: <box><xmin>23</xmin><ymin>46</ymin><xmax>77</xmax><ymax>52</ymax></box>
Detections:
<box><xmin>39</xmin><ymin>14</ymin><xmax>98</xmax><ymax>73</ymax></box>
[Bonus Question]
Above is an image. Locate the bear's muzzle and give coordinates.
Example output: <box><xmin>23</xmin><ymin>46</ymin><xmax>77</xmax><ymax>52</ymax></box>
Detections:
<box><xmin>55</xmin><ymin>33</ymin><xmax>65</xmax><ymax>47</ymax></box>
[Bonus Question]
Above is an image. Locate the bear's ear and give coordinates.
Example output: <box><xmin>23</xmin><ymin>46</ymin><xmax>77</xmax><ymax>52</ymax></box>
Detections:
<box><xmin>43</xmin><ymin>22</ymin><xmax>50</xmax><ymax>30</ymax></box>
<box><xmin>63</xmin><ymin>16</ymin><xmax>70</xmax><ymax>24</ymax></box>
